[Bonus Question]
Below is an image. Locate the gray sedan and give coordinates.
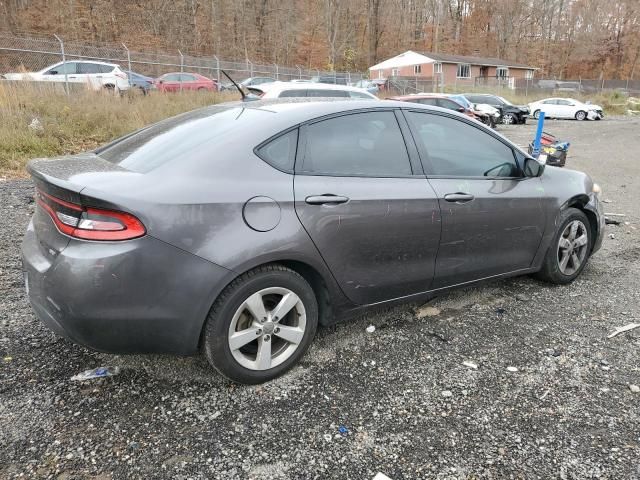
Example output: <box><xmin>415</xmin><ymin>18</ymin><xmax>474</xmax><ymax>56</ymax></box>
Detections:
<box><xmin>21</xmin><ymin>99</ymin><xmax>605</xmax><ymax>384</ymax></box>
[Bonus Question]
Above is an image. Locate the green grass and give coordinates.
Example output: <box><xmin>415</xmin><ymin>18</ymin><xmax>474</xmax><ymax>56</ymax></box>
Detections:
<box><xmin>0</xmin><ymin>82</ymin><xmax>238</xmax><ymax>176</ymax></box>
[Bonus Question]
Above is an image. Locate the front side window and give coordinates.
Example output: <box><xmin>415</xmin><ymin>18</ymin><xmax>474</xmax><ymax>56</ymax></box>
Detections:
<box><xmin>45</xmin><ymin>62</ymin><xmax>77</xmax><ymax>75</ymax></box>
<box><xmin>406</xmin><ymin>112</ymin><xmax>519</xmax><ymax>178</ymax></box>
<box><xmin>438</xmin><ymin>99</ymin><xmax>463</xmax><ymax>111</ymax></box>
<box><xmin>457</xmin><ymin>64</ymin><xmax>471</xmax><ymax>78</ymax></box>
<box><xmin>348</xmin><ymin>91</ymin><xmax>373</xmax><ymax>99</ymax></box>
<box><xmin>278</xmin><ymin>89</ymin><xmax>305</xmax><ymax>98</ymax></box>
<box><xmin>416</xmin><ymin>98</ymin><xmax>437</xmax><ymax>106</ymax></box>
<box><xmin>163</xmin><ymin>74</ymin><xmax>181</xmax><ymax>82</ymax></box>
<box><xmin>543</xmin><ymin>99</ymin><xmax>558</xmax><ymax>105</ymax></box>
<box><xmin>300</xmin><ymin>111</ymin><xmax>412</xmax><ymax>177</ymax></box>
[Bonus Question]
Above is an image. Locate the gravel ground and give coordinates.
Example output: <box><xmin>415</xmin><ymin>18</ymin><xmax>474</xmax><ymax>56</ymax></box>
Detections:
<box><xmin>1</xmin><ymin>117</ymin><xmax>639</xmax><ymax>480</ymax></box>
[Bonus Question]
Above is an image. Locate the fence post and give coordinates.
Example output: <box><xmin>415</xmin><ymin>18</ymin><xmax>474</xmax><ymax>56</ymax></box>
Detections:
<box><xmin>178</xmin><ymin>49</ymin><xmax>184</xmax><ymax>92</ymax></box>
<box><xmin>213</xmin><ymin>55</ymin><xmax>220</xmax><ymax>82</ymax></box>
<box><xmin>246</xmin><ymin>59</ymin><xmax>253</xmax><ymax>77</ymax></box>
<box><xmin>122</xmin><ymin>43</ymin><xmax>132</xmax><ymax>89</ymax></box>
<box><xmin>53</xmin><ymin>34</ymin><xmax>68</xmax><ymax>95</ymax></box>
<box><xmin>296</xmin><ymin>65</ymin><xmax>302</xmax><ymax>79</ymax></box>
<box><xmin>274</xmin><ymin>63</ymin><xmax>279</xmax><ymax>80</ymax></box>
<box><xmin>601</xmin><ymin>77</ymin><xmax>605</xmax><ymax>92</ymax></box>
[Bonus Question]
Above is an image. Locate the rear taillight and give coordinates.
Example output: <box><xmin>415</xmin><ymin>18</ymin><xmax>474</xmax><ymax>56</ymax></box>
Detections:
<box><xmin>36</xmin><ymin>189</ymin><xmax>145</xmax><ymax>241</ymax></box>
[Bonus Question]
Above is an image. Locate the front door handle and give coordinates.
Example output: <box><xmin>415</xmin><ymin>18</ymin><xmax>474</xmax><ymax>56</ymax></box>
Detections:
<box><xmin>443</xmin><ymin>192</ymin><xmax>475</xmax><ymax>203</ymax></box>
<box><xmin>305</xmin><ymin>194</ymin><xmax>349</xmax><ymax>205</ymax></box>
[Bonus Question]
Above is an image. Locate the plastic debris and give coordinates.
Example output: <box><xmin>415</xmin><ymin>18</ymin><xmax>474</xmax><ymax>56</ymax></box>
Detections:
<box><xmin>609</xmin><ymin>233</ymin><xmax>615</xmax><ymax>239</ymax></box>
<box><xmin>441</xmin><ymin>390</ymin><xmax>453</xmax><ymax>397</ymax></box>
<box><xmin>607</xmin><ymin>323</ymin><xmax>640</xmax><ymax>339</ymax></box>
<box><xmin>495</xmin><ymin>307</ymin><xmax>506</xmax><ymax>315</ymax></box>
<box><xmin>338</xmin><ymin>425</ymin><xmax>349</xmax><ymax>436</ymax></box>
<box><xmin>70</xmin><ymin>366</ymin><xmax>120</xmax><ymax>381</ymax></box>
<box><xmin>366</xmin><ymin>325</ymin><xmax>376</xmax><ymax>333</ymax></box>
<box><xmin>629</xmin><ymin>385</ymin><xmax>640</xmax><ymax>393</ymax></box>
<box><xmin>323</xmin><ymin>433</ymin><xmax>332</xmax><ymax>442</ymax></box>
<box><xmin>373</xmin><ymin>473</ymin><xmax>393</xmax><ymax>480</ymax></box>
<box><xmin>463</xmin><ymin>361</ymin><xmax>478</xmax><ymax>370</ymax></box>
<box><xmin>506</xmin><ymin>366</ymin><xmax>519</xmax><ymax>372</ymax></box>
<box><xmin>3</xmin><ymin>356</ymin><xmax>12</xmax><ymax>362</ymax></box>
<box><xmin>28</xmin><ymin>118</ymin><xmax>44</xmax><ymax>133</ymax></box>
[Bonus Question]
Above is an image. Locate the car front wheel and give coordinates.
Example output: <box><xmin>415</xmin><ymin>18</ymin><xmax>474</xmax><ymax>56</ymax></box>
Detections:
<box><xmin>575</xmin><ymin>110</ymin><xmax>587</xmax><ymax>121</ymax></box>
<box><xmin>204</xmin><ymin>265</ymin><xmax>318</xmax><ymax>384</ymax></box>
<box><xmin>533</xmin><ymin>110</ymin><xmax>541</xmax><ymax>119</ymax></box>
<box><xmin>535</xmin><ymin>208</ymin><xmax>592</xmax><ymax>284</ymax></box>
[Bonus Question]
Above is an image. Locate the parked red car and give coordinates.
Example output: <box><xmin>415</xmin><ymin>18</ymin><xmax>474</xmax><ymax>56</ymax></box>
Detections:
<box><xmin>155</xmin><ymin>72</ymin><xmax>218</xmax><ymax>92</ymax></box>
<box><xmin>388</xmin><ymin>94</ymin><xmax>478</xmax><ymax>119</ymax></box>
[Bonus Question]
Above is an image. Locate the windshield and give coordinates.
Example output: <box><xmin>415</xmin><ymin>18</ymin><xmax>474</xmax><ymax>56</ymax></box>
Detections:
<box><xmin>451</xmin><ymin>95</ymin><xmax>471</xmax><ymax>109</ymax></box>
<box><xmin>497</xmin><ymin>96</ymin><xmax>513</xmax><ymax>106</ymax></box>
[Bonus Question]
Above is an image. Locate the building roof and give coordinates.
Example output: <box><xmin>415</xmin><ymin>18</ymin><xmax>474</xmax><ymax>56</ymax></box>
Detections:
<box><xmin>369</xmin><ymin>50</ymin><xmax>535</xmax><ymax>71</ymax></box>
<box><xmin>418</xmin><ymin>52</ymin><xmax>534</xmax><ymax>69</ymax></box>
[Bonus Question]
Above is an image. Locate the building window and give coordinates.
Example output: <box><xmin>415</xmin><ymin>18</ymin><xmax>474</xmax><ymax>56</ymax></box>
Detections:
<box><xmin>457</xmin><ymin>63</ymin><xmax>470</xmax><ymax>78</ymax></box>
<box><xmin>391</xmin><ymin>68</ymin><xmax>399</xmax><ymax>77</ymax></box>
<box><xmin>525</xmin><ymin>70</ymin><xmax>534</xmax><ymax>80</ymax></box>
<box><xmin>496</xmin><ymin>67</ymin><xmax>509</xmax><ymax>78</ymax></box>
<box><xmin>378</xmin><ymin>70</ymin><xmax>384</xmax><ymax>79</ymax></box>
<box><xmin>414</xmin><ymin>64</ymin><xmax>421</xmax><ymax>74</ymax></box>
<box><xmin>434</xmin><ymin>63</ymin><xmax>442</xmax><ymax>74</ymax></box>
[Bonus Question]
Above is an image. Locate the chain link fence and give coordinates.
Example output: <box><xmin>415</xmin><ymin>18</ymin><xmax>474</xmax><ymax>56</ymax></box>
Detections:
<box><xmin>0</xmin><ymin>32</ymin><xmax>365</xmax><ymax>90</ymax></box>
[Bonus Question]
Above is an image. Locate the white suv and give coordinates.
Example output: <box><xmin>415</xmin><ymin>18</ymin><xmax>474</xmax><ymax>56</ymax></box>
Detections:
<box><xmin>2</xmin><ymin>60</ymin><xmax>130</xmax><ymax>92</ymax></box>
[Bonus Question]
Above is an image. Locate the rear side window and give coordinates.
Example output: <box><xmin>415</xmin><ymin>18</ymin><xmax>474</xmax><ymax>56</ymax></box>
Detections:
<box><xmin>407</xmin><ymin>112</ymin><xmax>519</xmax><ymax>178</ymax></box>
<box><xmin>307</xmin><ymin>89</ymin><xmax>349</xmax><ymax>97</ymax></box>
<box><xmin>300</xmin><ymin>111</ymin><xmax>412</xmax><ymax>177</ymax></box>
<box><xmin>77</xmin><ymin>63</ymin><xmax>102</xmax><ymax>74</ymax></box>
<box><xmin>417</xmin><ymin>98</ymin><xmax>437</xmax><ymax>106</ymax></box>
<box><xmin>348</xmin><ymin>91</ymin><xmax>373</xmax><ymax>99</ymax></box>
<box><xmin>99</xmin><ymin>64</ymin><xmax>115</xmax><ymax>73</ymax></box>
<box><xmin>256</xmin><ymin>129</ymin><xmax>298</xmax><ymax>172</ymax></box>
<box><xmin>438</xmin><ymin>99</ymin><xmax>462</xmax><ymax>111</ymax></box>
<box><xmin>180</xmin><ymin>74</ymin><xmax>196</xmax><ymax>81</ymax></box>
<box><xmin>278</xmin><ymin>89</ymin><xmax>306</xmax><ymax>98</ymax></box>
<box><xmin>46</xmin><ymin>62</ymin><xmax>77</xmax><ymax>75</ymax></box>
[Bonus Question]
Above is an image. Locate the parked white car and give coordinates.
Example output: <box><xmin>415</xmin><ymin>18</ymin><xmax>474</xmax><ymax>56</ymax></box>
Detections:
<box><xmin>247</xmin><ymin>81</ymin><xmax>378</xmax><ymax>100</ymax></box>
<box><xmin>529</xmin><ymin>98</ymin><xmax>603</xmax><ymax>121</ymax></box>
<box><xmin>2</xmin><ymin>60</ymin><xmax>130</xmax><ymax>92</ymax></box>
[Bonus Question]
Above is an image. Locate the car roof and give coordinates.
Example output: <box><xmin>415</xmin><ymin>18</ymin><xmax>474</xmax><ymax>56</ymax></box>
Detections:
<box><xmin>389</xmin><ymin>94</ymin><xmax>450</xmax><ymax>100</ymax></box>
<box><xmin>64</xmin><ymin>60</ymin><xmax>118</xmax><ymax>66</ymax></box>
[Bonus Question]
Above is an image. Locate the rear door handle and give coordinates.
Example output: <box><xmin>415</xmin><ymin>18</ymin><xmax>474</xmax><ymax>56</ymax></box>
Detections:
<box><xmin>305</xmin><ymin>194</ymin><xmax>349</xmax><ymax>205</ymax></box>
<box><xmin>443</xmin><ymin>192</ymin><xmax>475</xmax><ymax>203</ymax></box>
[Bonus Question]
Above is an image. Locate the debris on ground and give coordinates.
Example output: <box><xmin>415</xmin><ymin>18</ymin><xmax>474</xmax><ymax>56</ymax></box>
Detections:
<box><xmin>495</xmin><ymin>307</ymin><xmax>507</xmax><ymax>315</ymax></box>
<box><xmin>416</xmin><ymin>305</ymin><xmax>440</xmax><ymax>318</ymax></box>
<box><xmin>605</xmin><ymin>213</ymin><xmax>626</xmax><ymax>217</ymax></box>
<box><xmin>605</xmin><ymin>217</ymin><xmax>621</xmax><ymax>225</ymax></box>
<box><xmin>366</xmin><ymin>325</ymin><xmax>376</xmax><ymax>333</ymax></box>
<box><xmin>629</xmin><ymin>385</ymin><xmax>640</xmax><ymax>393</ymax></box>
<box><xmin>441</xmin><ymin>390</ymin><xmax>453</xmax><ymax>397</ymax></box>
<box><xmin>338</xmin><ymin>425</ymin><xmax>349</xmax><ymax>436</ymax></box>
<box><xmin>607</xmin><ymin>323</ymin><xmax>640</xmax><ymax>339</ymax></box>
<box><xmin>70</xmin><ymin>366</ymin><xmax>121</xmax><ymax>381</ymax></box>
<box><xmin>609</xmin><ymin>233</ymin><xmax>616</xmax><ymax>239</ymax></box>
<box><xmin>506</xmin><ymin>366</ymin><xmax>519</xmax><ymax>372</ymax></box>
<box><xmin>462</xmin><ymin>361</ymin><xmax>478</xmax><ymax>370</ymax></box>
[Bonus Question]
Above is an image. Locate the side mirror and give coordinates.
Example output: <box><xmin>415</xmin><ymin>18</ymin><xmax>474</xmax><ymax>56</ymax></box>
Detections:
<box><xmin>49</xmin><ymin>70</ymin><xmax>58</xmax><ymax>75</ymax></box>
<box><xmin>524</xmin><ymin>157</ymin><xmax>545</xmax><ymax>177</ymax></box>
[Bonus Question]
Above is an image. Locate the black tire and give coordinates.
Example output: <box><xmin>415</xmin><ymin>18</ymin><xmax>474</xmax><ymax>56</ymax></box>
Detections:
<box><xmin>575</xmin><ymin>110</ymin><xmax>587</xmax><ymax>121</ymax></box>
<box><xmin>502</xmin><ymin>113</ymin><xmax>517</xmax><ymax>124</ymax></box>
<box><xmin>204</xmin><ymin>265</ymin><xmax>318</xmax><ymax>384</ymax></box>
<box><xmin>533</xmin><ymin>110</ymin><xmax>540</xmax><ymax>119</ymax></box>
<box><xmin>535</xmin><ymin>208</ymin><xmax>592</xmax><ymax>284</ymax></box>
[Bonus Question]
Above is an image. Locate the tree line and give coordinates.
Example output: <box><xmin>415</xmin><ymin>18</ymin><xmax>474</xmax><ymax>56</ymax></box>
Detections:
<box><xmin>1</xmin><ymin>0</ymin><xmax>638</xmax><ymax>79</ymax></box>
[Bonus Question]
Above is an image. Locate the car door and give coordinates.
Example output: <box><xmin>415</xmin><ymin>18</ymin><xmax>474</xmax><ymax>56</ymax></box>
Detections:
<box><xmin>41</xmin><ymin>62</ymin><xmax>78</xmax><ymax>83</ymax></box>
<box><xmin>179</xmin><ymin>73</ymin><xmax>198</xmax><ymax>90</ymax></box>
<box><xmin>161</xmin><ymin>74</ymin><xmax>181</xmax><ymax>92</ymax></box>
<box><xmin>404</xmin><ymin>110</ymin><xmax>546</xmax><ymax>288</ymax></box>
<box><xmin>540</xmin><ymin>99</ymin><xmax>558</xmax><ymax>117</ymax></box>
<box><xmin>554</xmin><ymin>99</ymin><xmax>573</xmax><ymax>118</ymax></box>
<box><xmin>294</xmin><ymin>109</ymin><xmax>441</xmax><ymax>305</ymax></box>
<box><xmin>76</xmin><ymin>63</ymin><xmax>103</xmax><ymax>89</ymax></box>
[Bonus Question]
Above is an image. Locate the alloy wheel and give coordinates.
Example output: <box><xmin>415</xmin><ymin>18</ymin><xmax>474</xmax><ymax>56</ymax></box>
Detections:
<box><xmin>228</xmin><ymin>287</ymin><xmax>306</xmax><ymax>371</ymax></box>
<box><xmin>503</xmin><ymin>113</ymin><xmax>516</xmax><ymax>124</ymax></box>
<box><xmin>575</xmin><ymin>111</ymin><xmax>586</xmax><ymax>121</ymax></box>
<box><xmin>557</xmin><ymin>220</ymin><xmax>588</xmax><ymax>275</ymax></box>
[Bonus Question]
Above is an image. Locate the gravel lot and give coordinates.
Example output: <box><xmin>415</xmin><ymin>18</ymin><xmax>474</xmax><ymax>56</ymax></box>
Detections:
<box><xmin>1</xmin><ymin>117</ymin><xmax>639</xmax><ymax>480</ymax></box>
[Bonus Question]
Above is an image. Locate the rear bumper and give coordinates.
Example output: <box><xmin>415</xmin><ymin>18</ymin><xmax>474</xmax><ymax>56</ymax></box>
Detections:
<box><xmin>22</xmin><ymin>220</ymin><xmax>234</xmax><ymax>355</ymax></box>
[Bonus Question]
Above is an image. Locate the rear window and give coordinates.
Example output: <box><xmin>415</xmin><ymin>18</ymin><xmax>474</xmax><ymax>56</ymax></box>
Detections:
<box><xmin>97</xmin><ymin>106</ymin><xmax>271</xmax><ymax>173</ymax></box>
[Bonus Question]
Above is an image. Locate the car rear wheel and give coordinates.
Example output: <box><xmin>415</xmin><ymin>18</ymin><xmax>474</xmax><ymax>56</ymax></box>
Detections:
<box><xmin>533</xmin><ymin>110</ymin><xmax>541</xmax><ymax>119</ymax></box>
<box><xmin>203</xmin><ymin>265</ymin><xmax>318</xmax><ymax>384</ymax></box>
<box><xmin>502</xmin><ymin>113</ymin><xmax>516</xmax><ymax>124</ymax></box>
<box><xmin>575</xmin><ymin>110</ymin><xmax>587</xmax><ymax>121</ymax></box>
<box><xmin>535</xmin><ymin>208</ymin><xmax>592</xmax><ymax>284</ymax></box>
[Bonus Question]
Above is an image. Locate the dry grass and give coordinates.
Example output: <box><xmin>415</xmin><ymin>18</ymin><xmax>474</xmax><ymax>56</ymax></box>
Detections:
<box><xmin>0</xmin><ymin>82</ymin><xmax>238</xmax><ymax>176</ymax></box>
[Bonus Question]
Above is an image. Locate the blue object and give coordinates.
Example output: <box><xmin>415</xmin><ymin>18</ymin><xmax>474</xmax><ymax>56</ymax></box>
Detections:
<box><xmin>338</xmin><ymin>426</ymin><xmax>349</xmax><ymax>436</ymax></box>
<box><xmin>531</xmin><ymin>111</ymin><xmax>546</xmax><ymax>158</ymax></box>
